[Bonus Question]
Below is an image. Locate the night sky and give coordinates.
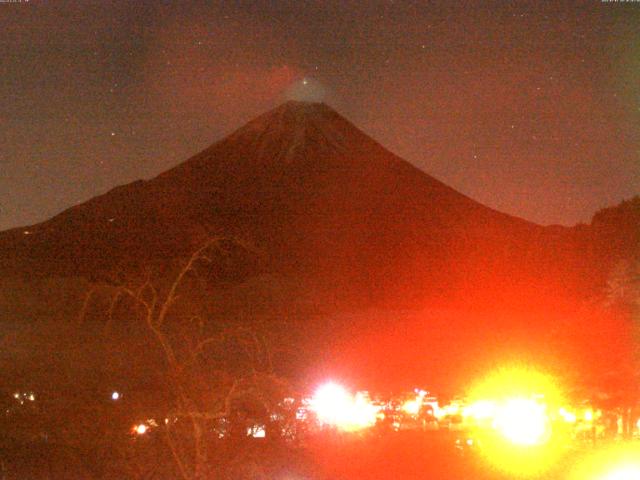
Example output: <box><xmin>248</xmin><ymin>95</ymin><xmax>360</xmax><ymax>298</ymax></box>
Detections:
<box><xmin>2</xmin><ymin>0</ymin><xmax>639</xmax><ymax>231</ymax></box>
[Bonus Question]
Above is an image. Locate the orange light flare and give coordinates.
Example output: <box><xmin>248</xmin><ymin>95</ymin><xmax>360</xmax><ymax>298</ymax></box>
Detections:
<box><xmin>309</xmin><ymin>382</ymin><xmax>379</xmax><ymax>432</ymax></box>
<box><xmin>463</xmin><ymin>399</ymin><xmax>497</xmax><ymax>424</ymax></box>
<box><xmin>492</xmin><ymin>398</ymin><xmax>550</xmax><ymax>446</ymax></box>
<box><xmin>466</xmin><ymin>365</ymin><xmax>571</xmax><ymax>476</ymax></box>
<box><xmin>570</xmin><ymin>442</ymin><xmax>640</xmax><ymax>480</ymax></box>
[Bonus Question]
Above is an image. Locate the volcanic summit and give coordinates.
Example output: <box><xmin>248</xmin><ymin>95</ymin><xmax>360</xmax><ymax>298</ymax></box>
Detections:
<box><xmin>0</xmin><ymin>101</ymin><xmax>628</xmax><ymax>310</ymax></box>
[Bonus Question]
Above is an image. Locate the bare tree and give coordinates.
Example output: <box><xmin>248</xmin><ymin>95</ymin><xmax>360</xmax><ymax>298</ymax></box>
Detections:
<box><xmin>0</xmin><ymin>238</ymin><xmax>303</xmax><ymax>479</ymax></box>
<box><xmin>98</xmin><ymin>237</ymin><xmax>299</xmax><ymax>480</ymax></box>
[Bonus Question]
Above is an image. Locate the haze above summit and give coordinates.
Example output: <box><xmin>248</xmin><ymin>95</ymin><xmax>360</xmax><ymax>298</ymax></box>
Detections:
<box><xmin>1</xmin><ymin>1</ymin><xmax>638</xmax><ymax>230</ymax></box>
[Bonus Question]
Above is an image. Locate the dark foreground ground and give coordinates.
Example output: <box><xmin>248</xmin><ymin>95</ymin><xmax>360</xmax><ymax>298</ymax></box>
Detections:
<box><xmin>0</xmin><ymin>430</ymin><xmax>610</xmax><ymax>479</ymax></box>
<box><xmin>306</xmin><ymin>430</ymin><xmax>585</xmax><ymax>480</ymax></box>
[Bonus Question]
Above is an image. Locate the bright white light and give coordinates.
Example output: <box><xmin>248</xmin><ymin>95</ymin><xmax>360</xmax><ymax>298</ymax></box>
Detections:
<box><xmin>248</xmin><ymin>425</ymin><xmax>266</xmax><ymax>438</ymax></box>
<box><xmin>351</xmin><ymin>392</ymin><xmax>379</xmax><ymax>429</ymax></box>
<box><xmin>134</xmin><ymin>424</ymin><xmax>147</xmax><ymax>435</ymax></box>
<box><xmin>465</xmin><ymin>400</ymin><xmax>497</xmax><ymax>422</ymax></box>
<box><xmin>492</xmin><ymin>398</ymin><xmax>549</xmax><ymax>446</ymax></box>
<box><xmin>402</xmin><ymin>397</ymin><xmax>422</xmax><ymax>415</ymax></box>
<box><xmin>558</xmin><ymin>407</ymin><xmax>577</xmax><ymax>423</ymax></box>
<box><xmin>111</xmin><ymin>391</ymin><xmax>120</xmax><ymax>401</ymax></box>
<box><xmin>310</xmin><ymin>382</ymin><xmax>352</xmax><ymax>426</ymax></box>
<box><xmin>309</xmin><ymin>382</ymin><xmax>378</xmax><ymax>431</ymax></box>
<box><xmin>601</xmin><ymin>466</ymin><xmax>640</xmax><ymax>480</ymax></box>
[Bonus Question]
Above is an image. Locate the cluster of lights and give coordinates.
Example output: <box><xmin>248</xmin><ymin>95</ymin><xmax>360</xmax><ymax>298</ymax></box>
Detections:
<box><xmin>463</xmin><ymin>399</ymin><xmax>497</xmax><ymax>422</ymax></box>
<box><xmin>307</xmin><ymin>373</ymin><xmax>615</xmax><ymax>448</ymax></box>
<box><xmin>12</xmin><ymin>392</ymin><xmax>36</xmax><ymax>405</ymax></box>
<box><xmin>401</xmin><ymin>389</ymin><xmax>430</xmax><ymax>416</ymax></box>
<box><xmin>134</xmin><ymin>423</ymin><xmax>147</xmax><ymax>435</ymax></box>
<box><xmin>124</xmin><ymin>375</ymin><xmax>640</xmax><ymax>480</ymax></box>
<box><xmin>309</xmin><ymin>382</ymin><xmax>379</xmax><ymax>432</ymax></box>
<box><xmin>132</xmin><ymin>419</ymin><xmax>158</xmax><ymax>436</ymax></box>
<box><xmin>462</xmin><ymin>397</ymin><xmax>553</xmax><ymax>447</ymax></box>
<box><xmin>12</xmin><ymin>371</ymin><xmax>639</xmax><ymax>480</ymax></box>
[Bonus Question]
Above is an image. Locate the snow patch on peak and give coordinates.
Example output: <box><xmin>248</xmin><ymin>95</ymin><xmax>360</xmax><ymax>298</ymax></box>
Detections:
<box><xmin>227</xmin><ymin>101</ymin><xmax>354</xmax><ymax>163</ymax></box>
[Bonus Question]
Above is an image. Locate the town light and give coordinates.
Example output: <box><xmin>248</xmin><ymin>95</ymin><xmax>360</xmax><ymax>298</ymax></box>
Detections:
<box><xmin>310</xmin><ymin>382</ymin><xmax>352</xmax><ymax>427</ymax></box>
<box><xmin>134</xmin><ymin>424</ymin><xmax>147</xmax><ymax>435</ymax></box>
<box><xmin>558</xmin><ymin>407</ymin><xmax>577</xmax><ymax>423</ymax></box>
<box><xmin>401</xmin><ymin>397</ymin><xmax>422</xmax><ymax>415</ymax></box>
<box><xmin>467</xmin><ymin>365</ymin><xmax>567</xmax><ymax>476</ymax></box>
<box><xmin>492</xmin><ymin>398</ymin><xmax>549</xmax><ymax>446</ymax></box>
<box><xmin>464</xmin><ymin>399</ymin><xmax>497</xmax><ymax>422</ymax></box>
<box><xmin>309</xmin><ymin>382</ymin><xmax>378</xmax><ymax>431</ymax></box>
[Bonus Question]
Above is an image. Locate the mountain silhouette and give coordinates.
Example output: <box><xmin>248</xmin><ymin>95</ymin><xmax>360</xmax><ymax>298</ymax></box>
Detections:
<box><xmin>0</xmin><ymin>101</ymin><xmax>631</xmax><ymax>310</ymax></box>
<box><xmin>1</xmin><ymin>101</ymin><xmax>638</xmax><ymax>390</ymax></box>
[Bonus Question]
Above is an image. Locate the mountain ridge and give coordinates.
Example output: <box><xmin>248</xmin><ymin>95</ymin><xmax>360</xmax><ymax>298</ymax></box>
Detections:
<box><xmin>0</xmin><ymin>101</ymin><xmax>631</xmax><ymax>310</ymax></box>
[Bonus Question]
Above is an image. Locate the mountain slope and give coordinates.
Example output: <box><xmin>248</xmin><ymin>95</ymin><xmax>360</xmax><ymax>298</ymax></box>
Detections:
<box><xmin>0</xmin><ymin>101</ymin><xmax>616</xmax><ymax>308</ymax></box>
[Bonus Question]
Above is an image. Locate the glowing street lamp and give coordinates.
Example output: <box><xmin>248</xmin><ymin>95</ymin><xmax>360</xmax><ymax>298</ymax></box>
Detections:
<box><xmin>134</xmin><ymin>423</ymin><xmax>147</xmax><ymax>435</ymax></box>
